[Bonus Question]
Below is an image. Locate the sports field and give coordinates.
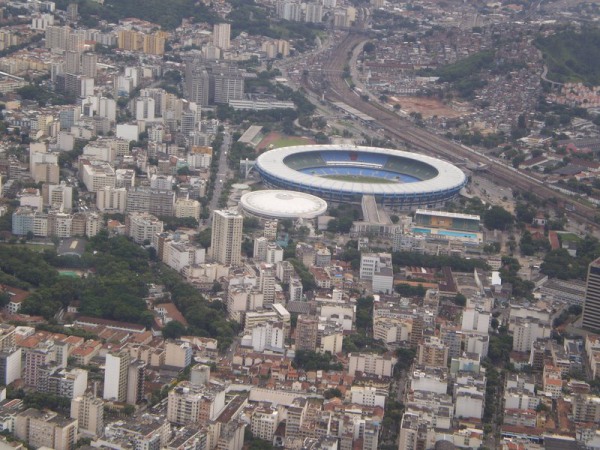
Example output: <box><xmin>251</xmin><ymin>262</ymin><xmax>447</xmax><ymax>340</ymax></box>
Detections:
<box><xmin>321</xmin><ymin>175</ymin><xmax>398</xmax><ymax>183</ymax></box>
<box><xmin>257</xmin><ymin>132</ymin><xmax>315</xmax><ymax>150</ymax></box>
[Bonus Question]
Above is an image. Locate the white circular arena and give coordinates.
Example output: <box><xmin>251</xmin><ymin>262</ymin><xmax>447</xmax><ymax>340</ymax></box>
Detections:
<box><xmin>255</xmin><ymin>144</ymin><xmax>467</xmax><ymax>209</ymax></box>
<box><xmin>240</xmin><ymin>190</ymin><xmax>328</xmax><ymax>220</ymax></box>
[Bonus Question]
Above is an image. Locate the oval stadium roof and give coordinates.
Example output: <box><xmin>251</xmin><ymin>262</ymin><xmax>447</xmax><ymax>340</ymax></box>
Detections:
<box><xmin>240</xmin><ymin>190</ymin><xmax>328</xmax><ymax>219</ymax></box>
<box><xmin>255</xmin><ymin>144</ymin><xmax>467</xmax><ymax>197</ymax></box>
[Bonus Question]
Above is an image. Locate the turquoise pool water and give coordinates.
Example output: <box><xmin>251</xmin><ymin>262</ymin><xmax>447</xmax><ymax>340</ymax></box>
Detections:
<box><xmin>412</xmin><ymin>228</ymin><xmax>478</xmax><ymax>239</ymax></box>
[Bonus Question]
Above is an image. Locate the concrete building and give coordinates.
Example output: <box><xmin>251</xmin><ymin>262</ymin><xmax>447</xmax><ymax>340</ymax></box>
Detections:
<box><xmin>71</xmin><ymin>394</ymin><xmax>103</xmax><ymax>437</ymax></box>
<box><xmin>149</xmin><ymin>189</ymin><xmax>175</xmax><ymax>217</ymax></box>
<box><xmin>461</xmin><ymin>308</ymin><xmax>490</xmax><ymax>334</ymax></box>
<box><xmin>251</xmin><ymin>406</ymin><xmax>279</xmax><ymax>441</ymax></box>
<box><xmin>15</xmin><ymin>409</ymin><xmax>77</xmax><ymax>450</ymax></box>
<box><xmin>295</xmin><ymin>315</ymin><xmax>319</xmax><ymax>352</ymax></box>
<box><xmin>250</xmin><ymin>321</ymin><xmax>285</xmax><ymax>352</ymax></box>
<box><xmin>259</xmin><ymin>264</ymin><xmax>276</xmax><ymax>307</ymax></box>
<box><xmin>318</xmin><ymin>320</ymin><xmax>343</xmax><ymax>354</ymax></box>
<box><xmin>80</xmin><ymin>160</ymin><xmax>115</xmax><ymax>192</ymax></box>
<box><xmin>417</xmin><ymin>336</ymin><xmax>449</xmax><ymax>368</ymax></box>
<box><xmin>512</xmin><ymin>317</ymin><xmax>551</xmax><ymax>352</ymax></box>
<box><xmin>360</xmin><ymin>252</ymin><xmax>393</xmax><ymax>294</ymax></box>
<box><xmin>96</xmin><ymin>186</ymin><xmax>127</xmax><ymax>212</ymax></box>
<box><xmin>210</xmin><ymin>210</ymin><xmax>243</xmax><ymax>266</ymax></box>
<box><xmin>350</xmin><ymin>386</ymin><xmax>385</xmax><ymax>408</ymax></box>
<box><xmin>103</xmin><ymin>351</ymin><xmax>131</xmax><ymax>402</ymax></box>
<box><xmin>46</xmin><ymin>183</ymin><xmax>74</xmax><ymax>211</ymax></box>
<box><xmin>24</xmin><ymin>344</ymin><xmax>53</xmax><ymax>386</ymax></box>
<box><xmin>572</xmin><ymin>395</ymin><xmax>600</xmax><ymax>423</ymax></box>
<box><xmin>164</xmin><ymin>341</ymin><xmax>193</xmax><ymax>369</ymax></box>
<box><xmin>227</xmin><ymin>286</ymin><xmax>263</xmax><ymax>324</ymax></box>
<box><xmin>289</xmin><ymin>278</ymin><xmax>303</xmax><ymax>302</ymax></box>
<box><xmin>348</xmin><ymin>353</ymin><xmax>396</xmax><ymax>377</ymax></box>
<box><xmin>175</xmin><ymin>198</ymin><xmax>201</xmax><ymax>221</ymax></box>
<box><xmin>398</xmin><ymin>413</ymin><xmax>419</xmax><ymax>450</ymax></box>
<box><xmin>0</xmin><ymin>348</ymin><xmax>21</xmax><ymax>386</ymax></box>
<box><xmin>126</xmin><ymin>212</ymin><xmax>164</xmax><ymax>245</ymax></box>
<box><xmin>454</xmin><ymin>386</ymin><xmax>485</xmax><ymax>419</ymax></box>
<box><xmin>213</xmin><ymin>23</ymin><xmax>231</xmax><ymax>50</ymax></box>
<box><xmin>583</xmin><ymin>257</ymin><xmax>600</xmax><ymax>332</ymax></box>
<box><xmin>167</xmin><ymin>381</ymin><xmax>226</xmax><ymax>424</ymax></box>
<box><xmin>126</xmin><ymin>359</ymin><xmax>146</xmax><ymax>405</ymax></box>
<box><xmin>38</xmin><ymin>366</ymin><xmax>88</xmax><ymax>399</ymax></box>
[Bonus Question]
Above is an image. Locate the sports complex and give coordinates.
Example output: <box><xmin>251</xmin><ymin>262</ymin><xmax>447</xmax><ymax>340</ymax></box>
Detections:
<box><xmin>255</xmin><ymin>145</ymin><xmax>468</xmax><ymax>209</ymax></box>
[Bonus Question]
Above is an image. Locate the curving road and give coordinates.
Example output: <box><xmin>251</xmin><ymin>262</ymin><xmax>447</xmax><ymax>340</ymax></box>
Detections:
<box><xmin>304</xmin><ymin>32</ymin><xmax>599</xmax><ymax>232</ymax></box>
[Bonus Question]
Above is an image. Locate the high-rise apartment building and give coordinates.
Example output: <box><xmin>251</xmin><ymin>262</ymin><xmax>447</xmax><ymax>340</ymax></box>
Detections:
<box><xmin>184</xmin><ymin>64</ymin><xmax>211</xmax><ymax>107</ymax></box>
<box><xmin>127</xmin><ymin>360</ymin><xmax>146</xmax><ymax>405</ymax></box>
<box><xmin>0</xmin><ymin>324</ymin><xmax>16</xmax><ymax>350</ymax></box>
<box><xmin>167</xmin><ymin>381</ymin><xmax>226</xmax><ymax>425</ymax></box>
<box><xmin>181</xmin><ymin>109</ymin><xmax>199</xmax><ymax>135</ymax></box>
<box><xmin>184</xmin><ymin>59</ymin><xmax>244</xmax><ymax>106</ymax></box>
<box><xmin>81</xmin><ymin>53</ymin><xmax>97</xmax><ymax>78</ymax></box>
<box><xmin>212</xmin><ymin>66</ymin><xmax>244</xmax><ymax>104</ymax></box>
<box><xmin>149</xmin><ymin>189</ymin><xmax>175</xmax><ymax>217</ymax></box>
<box><xmin>96</xmin><ymin>186</ymin><xmax>127</xmax><ymax>212</ymax></box>
<box><xmin>38</xmin><ymin>366</ymin><xmax>88</xmax><ymax>399</ymax></box>
<box><xmin>103</xmin><ymin>351</ymin><xmax>131</xmax><ymax>402</ymax></box>
<box><xmin>24</xmin><ymin>344</ymin><xmax>53</xmax><ymax>386</ymax></box>
<box><xmin>71</xmin><ymin>394</ymin><xmax>104</xmax><ymax>437</ymax></box>
<box><xmin>213</xmin><ymin>23</ymin><xmax>231</xmax><ymax>50</ymax></box>
<box><xmin>583</xmin><ymin>257</ymin><xmax>600</xmax><ymax>331</ymax></box>
<box><xmin>295</xmin><ymin>315</ymin><xmax>319</xmax><ymax>352</ymax></box>
<box><xmin>65</xmin><ymin>50</ymin><xmax>81</xmax><ymax>74</ymax></box>
<box><xmin>45</xmin><ymin>26</ymin><xmax>70</xmax><ymax>50</ymax></box>
<box><xmin>210</xmin><ymin>209</ymin><xmax>243</xmax><ymax>266</ymax></box>
<box><xmin>417</xmin><ymin>336</ymin><xmax>449</xmax><ymax>368</ymax></box>
<box><xmin>305</xmin><ymin>3</ymin><xmax>323</xmax><ymax>22</ymax></box>
<box><xmin>0</xmin><ymin>348</ymin><xmax>21</xmax><ymax>386</ymax></box>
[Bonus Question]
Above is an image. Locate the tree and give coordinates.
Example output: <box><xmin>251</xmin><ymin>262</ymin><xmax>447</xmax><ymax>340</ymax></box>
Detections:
<box><xmin>363</xmin><ymin>42</ymin><xmax>376</xmax><ymax>53</ymax></box>
<box><xmin>0</xmin><ymin>292</ymin><xmax>10</xmax><ymax>308</ymax></box>
<box><xmin>211</xmin><ymin>281</ymin><xmax>222</xmax><ymax>294</ymax></box>
<box><xmin>195</xmin><ymin>228</ymin><xmax>212</xmax><ymax>248</ymax></box>
<box><xmin>355</xmin><ymin>296</ymin><xmax>374</xmax><ymax>332</ymax></box>
<box><xmin>483</xmin><ymin>206</ymin><xmax>514</xmax><ymax>230</ymax></box>
<box><xmin>293</xmin><ymin>350</ymin><xmax>342</xmax><ymax>371</ymax></box>
<box><xmin>390</xmin><ymin>215</ymin><xmax>400</xmax><ymax>224</ymax></box>
<box><xmin>395</xmin><ymin>348</ymin><xmax>416</xmax><ymax>371</ymax></box>
<box><xmin>323</xmin><ymin>388</ymin><xmax>343</xmax><ymax>399</ymax></box>
<box><xmin>162</xmin><ymin>320</ymin><xmax>187</xmax><ymax>339</ymax></box>
<box><xmin>452</xmin><ymin>293</ymin><xmax>467</xmax><ymax>307</ymax></box>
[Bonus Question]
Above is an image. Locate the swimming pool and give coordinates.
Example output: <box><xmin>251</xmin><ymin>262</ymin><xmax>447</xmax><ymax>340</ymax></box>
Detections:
<box><xmin>438</xmin><ymin>230</ymin><xmax>478</xmax><ymax>239</ymax></box>
<box><xmin>411</xmin><ymin>227</ymin><xmax>478</xmax><ymax>239</ymax></box>
<box><xmin>412</xmin><ymin>227</ymin><xmax>432</xmax><ymax>234</ymax></box>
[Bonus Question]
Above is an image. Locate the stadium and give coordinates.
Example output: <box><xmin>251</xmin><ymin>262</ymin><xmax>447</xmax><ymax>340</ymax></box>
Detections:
<box><xmin>255</xmin><ymin>145</ymin><xmax>467</xmax><ymax>209</ymax></box>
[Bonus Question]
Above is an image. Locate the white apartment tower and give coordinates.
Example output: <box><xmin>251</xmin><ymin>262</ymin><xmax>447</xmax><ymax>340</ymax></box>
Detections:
<box><xmin>103</xmin><ymin>351</ymin><xmax>131</xmax><ymax>402</ymax></box>
<box><xmin>210</xmin><ymin>209</ymin><xmax>243</xmax><ymax>266</ymax></box>
<box><xmin>213</xmin><ymin>23</ymin><xmax>231</xmax><ymax>50</ymax></box>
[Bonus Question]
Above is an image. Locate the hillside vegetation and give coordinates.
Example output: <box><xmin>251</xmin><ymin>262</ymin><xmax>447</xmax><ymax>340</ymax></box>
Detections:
<box><xmin>55</xmin><ymin>0</ymin><xmax>218</xmax><ymax>29</ymax></box>
<box><xmin>536</xmin><ymin>27</ymin><xmax>600</xmax><ymax>85</ymax></box>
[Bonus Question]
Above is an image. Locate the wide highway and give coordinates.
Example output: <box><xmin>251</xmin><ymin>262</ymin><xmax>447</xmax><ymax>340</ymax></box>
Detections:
<box><xmin>303</xmin><ymin>31</ymin><xmax>600</xmax><ymax>232</ymax></box>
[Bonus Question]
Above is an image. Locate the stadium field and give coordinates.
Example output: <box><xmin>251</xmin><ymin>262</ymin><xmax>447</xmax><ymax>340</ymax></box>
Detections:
<box><xmin>321</xmin><ymin>175</ymin><xmax>397</xmax><ymax>183</ymax></box>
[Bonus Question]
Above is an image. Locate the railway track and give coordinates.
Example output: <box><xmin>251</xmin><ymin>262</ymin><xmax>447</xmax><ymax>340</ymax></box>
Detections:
<box><xmin>304</xmin><ymin>31</ymin><xmax>600</xmax><ymax>231</ymax></box>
